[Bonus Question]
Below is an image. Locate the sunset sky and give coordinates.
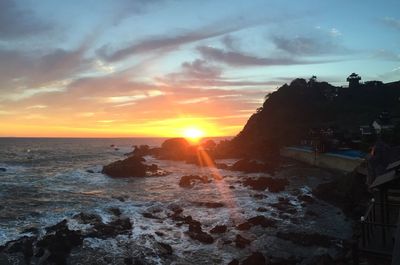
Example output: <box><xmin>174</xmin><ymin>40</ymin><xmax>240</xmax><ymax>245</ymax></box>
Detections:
<box><xmin>1</xmin><ymin>0</ymin><xmax>400</xmax><ymax>137</ymax></box>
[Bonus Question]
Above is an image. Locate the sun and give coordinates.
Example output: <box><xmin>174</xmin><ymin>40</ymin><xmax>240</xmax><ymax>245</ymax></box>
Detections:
<box><xmin>183</xmin><ymin>128</ymin><xmax>204</xmax><ymax>143</ymax></box>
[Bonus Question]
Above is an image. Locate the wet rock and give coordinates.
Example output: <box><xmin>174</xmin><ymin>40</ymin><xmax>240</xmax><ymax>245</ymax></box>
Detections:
<box><xmin>241</xmin><ymin>252</ymin><xmax>266</xmax><ymax>265</ymax></box>
<box><xmin>306</xmin><ymin>210</ymin><xmax>319</xmax><ymax>217</ymax></box>
<box><xmin>237</xmin><ymin>216</ymin><xmax>276</xmax><ymax>230</ymax></box>
<box><xmin>108</xmin><ymin>207</ymin><xmax>122</xmax><ymax>217</ymax></box>
<box><xmin>102</xmin><ymin>156</ymin><xmax>147</xmax><ymax>178</ymax></box>
<box><xmin>234</xmin><ymin>234</ymin><xmax>251</xmax><ymax>248</ymax></box>
<box><xmin>228</xmin><ymin>259</ymin><xmax>239</xmax><ymax>265</ymax></box>
<box><xmin>86</xmin><ymin>169</ymin><xmax>95</xmax><ymax>173</ymax></box>
<box><xmin>242</xmin><ymin>177</ymin><xmax>289</xmax><ymax>192</ymax></box>
<box><xmin>185</xmin><ymin>150</ymin><xmax>216</xmax><ymax>167</ymax></box>
<box><xmin>88</xmin><ymin>218</ymin><xmax>133</xmax><ymax>239</ymax></box>
<box><xmin>216</xmin><ymin>163</ymin><xmax>229</xmax><ymax>170</ymax></box>
<box><xmin>73</xmin><ymin>212</ymin><xmax>102</xmax><ymax>225</ymax></box>
<box><xmin>155</xmin><ymin>231</ymin><xmax>165</xmax><ymax>237</ymax></box>
<box><xmin>256</xmin><ymin>207</ymin><xmax>268</xmax><ymax>212</ymax></box>
<box><xmin>229</xmin><ymin>185</ymin><xmax>235</xmax><ymax>189</ymax></box>
<box><xmin>142</xmin><ymin>212</ymin><xmax>161</xmax><ymax>219</ymax></box>
<box><xmin>0</xmin><ymin>236</ymin><xmax>36</xmax><ymax>264</ymax></box>
<box><xmin>276</xmin><ymin>231</ymin><xmax>336</xmax><ymax>248</ymax></box>
<box><xmin>231</xmin><ymin>159</ymin><xmax>266</xmax><ymax>173</ymax></box>
<box><xmin>37</xmin><ymin>221</ymin><xmax>83</xmax><ymax>265</ymax></box>
<box><xmin>158</xmin><ymin>138</ymin><xmax>190</xmax><ymax>160</ymax></box>
<box><xmin>157</xmin><ymin>242</ymin><xmax>173</xmax><ymax>255</ymax></box>
<box><xmin>210</xmin><ymin>225</ymin><xmax>227</xmax><ymax>234</ymax></box>
<box><xmin>194</xmin><ymin>201</ymin><xmax>224</xmax><ymax>208</ymax></box>
<box><xmin>0</xmin><ymin>168</ymin><xmax>6</xmax><ymax>172</ymax></box>
<box><xmin>21</xmin><ymin>227</ymin><xmax>39</xmax><ymax>235</ymax></box>
<box><xmin>186</xmin><ymin>218</ymin><xmax>214</xmax><ymax>244</ymax></box>
<box><xmin>298</xmin><ymin>194</ymin><xmax>315</xmax><ymax>204</ymax></box>
<box><xmin>179</xmin><ymin>175</ymin><xmax>208</xmax><ymax>188</ymax></box>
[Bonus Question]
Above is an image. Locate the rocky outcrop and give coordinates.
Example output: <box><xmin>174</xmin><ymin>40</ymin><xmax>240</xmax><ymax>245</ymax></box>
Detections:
<box><xmin>237</xmin><ymin>216</ymin><xmax>277</xmax><ymax>230</ymax></box>
<box><xmin>241</xmin><ymin>252</ymin><xmax>266</xmax><ymax>265</ymax></box>
<box><xmin>102</xmin><ymin>155</ymin><xmax>161</xmax><ymax>178</ymax></box>
<box><xmin>179</xmin><ymin>175</ymin><xmax>209</xmax><ymax>188</ymax></box>
<box><xmin>242</xmin><ymin>177</ymin><xmax>289</xmax><ymax>192</ymax></box>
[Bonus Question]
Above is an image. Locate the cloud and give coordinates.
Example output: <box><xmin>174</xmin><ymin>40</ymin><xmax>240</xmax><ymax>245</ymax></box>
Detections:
<box><xmin>197</xmin><ymin>46</ymin><xmax>310</xmax><ymax>67</ymax></box>
<box><xmin>382</xmin><ymin>17</ymin><xmax>400</xmax><ymax>30</ymax></box>
<box><xmin>272</xmin><ymin>35</ymin><xmax>348</xmax><ymax>56</ymax></box>
<box><xmin>371</xmin><ymin>49</ymin><xmax>400</xmax><ymax>61</ymax></box>
<box><xmin>0</xmin><ymin>0</ymin><xmax>52</xmax><ymax>40</ymax></box>
<box><xmin>98</xmin><ymin>19</ymin><xmax>257</xmax><ymax>62</ymax></box>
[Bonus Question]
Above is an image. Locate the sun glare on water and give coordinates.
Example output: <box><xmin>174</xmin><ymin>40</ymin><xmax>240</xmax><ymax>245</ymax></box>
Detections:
<box><xmin>183</xmin><ymin>128</ymin><xmax>204</xmax><ymax>143</ymax></box>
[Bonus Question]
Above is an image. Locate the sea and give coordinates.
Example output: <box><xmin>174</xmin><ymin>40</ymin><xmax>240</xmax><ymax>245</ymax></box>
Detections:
<box><xmin>0</xmin><ymin>137</ymin><xmax>352</xmax><ymax>264</ymax></box>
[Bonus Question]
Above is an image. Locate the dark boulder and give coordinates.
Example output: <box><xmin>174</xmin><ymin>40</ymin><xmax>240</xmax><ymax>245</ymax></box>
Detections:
<box><xmin>0</xmin><ymin>168</ymin><xmax>6</xmax><ymax>172</ymax></box>
<box><xmin>72</xmin><ymin>212</ymin><xmax>102</xmax><ymax>225</ymax></box>
<box><xmin>210</xmin><ymin>225</ymin><xmax>227</xmax><ymax>234</ymax></box>
<box><xmin>157</xmin><ymin>242</ymin><xmax>173</xmax><ymax>255</ymax></box>
<box><xmin>228</xmin><ymin>259</ymin><xmax>239</xmax><ymax>265</ymax></box>
<box><xmin>37</xmin><ymin>220</ymin><xmax>83</xmax><ymax>265</ymax></box>
<box><xmin>234</xmin><ymin>234</ymin><xmax>251</xmax><ymax>248</ymax></box>
<box><xmin>108</xmin><ymin>207</ymin><xmax>122</xmax><ymax>217</ymax></box>
<box><xmin>276</xmin><ymin>231</ymin><xmax>336</xmax><ymax>248</ymax></box>
<box><xmin>237</xmin><ymin>216</ymin><xmax>276</xmax><ymax>230</ymax></box>
<box><xmin>241</xmin><ymin>252</ymin><xmax>266</xmax><ymax>265</ymax></box>
<box><xmin>193</xmin><ymin>201</ymin><xmax>224</xmax><ymax>208</ymax></box>
<box><xmin>0</xmin><ymin>236</ymin><xmax>36</xmax><ymax>264</ymax></box>
<box><xmin>242</xmin><ymin>177</ymin><xmax>289</xmax><ymax>192</ymax></box>
<box><xmin>102</xmin><ymin>155</ymin><xmax>147</xmax><ymax>178</ymax></box>
<box><xmin>231</xmin><ymin>159</ymin><xmax>266</xmax><ymax>173</ymax></box>
<box><xmin>186</xmin><ymin>218</ymin><xmax>214</xmax><ymax>244</ymax></box>
<box><xmin>88</xmin><ymin>218</ymin><xmax>133</xmax><ymax>239</ymax></box>
<box><xmin>179</xmin><ymin>175</ymin><xmax>208</xmax><ymax>188</ymax></box>
<box><xmin>158</xmin><ymin>138</ymin><xmax>190</xmax><ymax>160</ymax></box>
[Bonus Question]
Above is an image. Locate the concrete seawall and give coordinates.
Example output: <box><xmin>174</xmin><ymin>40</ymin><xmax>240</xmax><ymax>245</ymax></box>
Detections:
<box><xmin>280</xmin><ymin>147</ymin><xmax>364</xmax><ymax>172</ymax></box>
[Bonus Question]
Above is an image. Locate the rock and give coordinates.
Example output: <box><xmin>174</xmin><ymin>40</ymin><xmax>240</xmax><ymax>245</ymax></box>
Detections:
<box><xmin>155</xmin><ymin>231</ymin><xmax>165</xmax><ymax>237</ymax></box>
<box><xmin>298</xmin><ymin>194</ymin><xmax>315</xmax><ymax>204</ymax></box>
<box><xmin>234</xmin><ymin>234</ymin><xmax>251</xmax><ymax>248</ymax></box>
<box><xmin>256</xmin><ymin>207</ymin><xmax>268</xmax><ymax>212</ymax></box>
<box><xmin>237</xmin><ymin>216</ymin><xmax>277</xmax><ymax>230</ymax></box>
<box><xmin>86</xmin><ymin>169</ymin><xmax>95</xmax><ymax>173</ymax></box>
<box><xmin>306</xmin><ymin>210</ymin><xmax>319</xmax><ymax>217</ymax></box>
<box><xmin>228</xmin><ymin>259</ymin><xmax>239</xmax><ymax>265</ymax></box>
<box><xmin>73</xmin><ymin>212</ymin><xmax>102</xmax><ymax>225</ymax></box>
<box><xmin>102</xmin><ymin>156</ymin><xmax>147</xmax><ymax>178</ymax></box>
<box><xmin>88</xmin><ymin>218</ymin><xmax>133</xmax><ymax>239</ymax></box>
<box><xmin>210</xmin><ymin>225</ymin><xmax>227</xmax><ymax>234</ymax></box>
<box><xmin>186</xmin><ymin>218</ymin><xmax>214</xmax><ymax>244</ymax></box>
<box><xmin>0</xmin><ymin>168</ymin><xmax>6</xmax><ymax>172</ymax></box>
<box><xmin>21</xmin><ymin>227</ymin><xmax>39</xmax><ymax>235</ymax></box>
<box><xmin>231</xmin><ymin>159</ymin><xmax>266</xmax><ymax>173</ymax></box>
<box><xmin>0</xmin><ymin>236</ymin><xmax>36</xmax><ymax>264</ymax></box>
<box><xmin>158</xmin><ymin>138</ymin><xmax>190</xmax><ymax>160</ymax></box>
<box><xmin>142</xmin><ymin>212</ymin><xmax>161</xmax><ymax>219</ymax></box>
<box><xmin>185</xmin><ymin>150</ymin><xmax>216</xmax><ymax>167</ymax></box>
<box><xmin>216</xmin><ymin>163</ymin><xmax>229</xmax><ymax>170</ymax></box>
<box><xmin>37</xmin><ymin>221</ymin><xmax>83</xmax><ymax>265</ymax></box>
<box><xmin>157</xmin><ymin>242</ymin><xmax>173</xmax><ymax>255</ymax></box>
<box><xmin>179</xmin><ymin>175</ymin><xmax>208</xmax><ymax>188</ymax></box>
<box><xmin>193</xmin><ymin>202</ymin><xmax>224</xmax><ymax>208</ymax></box>
<box><xmin>241</xmin><ymin>252</ymin><xmax>266</xmax><ymax>265</ymax></box>
<box><xmin>108</xmin><ymin>207</ymin><xmax>122</xmax><ymax>217</ymax></box>
<box><xmin>243</xmin><ymin>177</ymin><xmax>289</xmax><ymax>192</ymax></box>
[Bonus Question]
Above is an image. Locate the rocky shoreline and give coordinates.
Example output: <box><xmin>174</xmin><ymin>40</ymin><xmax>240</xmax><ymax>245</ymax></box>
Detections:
<box><xmin>0</xmin><ymin>139</ymin><xmax>366</xmax><ymax>265</ymax></box>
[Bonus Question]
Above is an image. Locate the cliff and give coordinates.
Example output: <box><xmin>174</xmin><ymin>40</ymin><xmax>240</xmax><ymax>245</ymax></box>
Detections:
<box><xmin>222</xmin><ymin>78</ymin><xmax>400</xmax><ymax>158</ymax></box>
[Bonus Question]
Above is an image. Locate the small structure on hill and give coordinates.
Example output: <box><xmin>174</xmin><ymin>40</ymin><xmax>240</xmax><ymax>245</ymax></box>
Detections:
<box><xmin>347</xmin><ymin>73</ymin><xmax>361</xmax><ymax>88</ymax></box>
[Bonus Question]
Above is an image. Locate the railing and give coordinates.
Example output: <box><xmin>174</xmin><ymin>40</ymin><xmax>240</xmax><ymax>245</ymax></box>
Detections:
<box><xmin>360</xmin><ymin>198</ymin><xmax>400</xmax><ymax>256</ymax></box>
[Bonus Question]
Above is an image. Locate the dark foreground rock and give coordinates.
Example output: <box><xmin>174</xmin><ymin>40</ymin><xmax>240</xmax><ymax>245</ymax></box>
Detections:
<box><xmin>179</xmin><ymin>175</ymin><xmax>209</xmax><ymax>188</ymax></box>
<box><xmin>242</xmin><ymin>177</ymin><xmax>289</xmax><ymax>192</ymax></box>
<box><xmin>210</xmin><ymin>225</ymin><xmax>227</xmax><ymax>234</ymax></box>
<box><xmin>0</xmin><ymin>167</ymin><xmax>6</xmax><ymax>172</ymax></box>
<box><xmin>235</xmin><ymin>234</ymin><xmax>251</xmax><ymax>248</ymax></box>
<box><xmin>242</xmin><ymin>252</ymin><xmax>266</xmax><ymax>265</ymax></box>
<box><xmin>102</xmin><ymin>155</ymin><xmax>161</xmax><ymax>178</ymax></box>
<box><xmin>237</xmin><ymin>216</ymin><xmax>277</xmax><ymax>230</ymax></box>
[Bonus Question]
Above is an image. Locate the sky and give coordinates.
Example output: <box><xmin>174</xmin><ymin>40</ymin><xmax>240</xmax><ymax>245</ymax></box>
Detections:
<box><xmin>1</xmin><ymin>0</ymin><xmax>400</xmax><ymax>137</ymax></box>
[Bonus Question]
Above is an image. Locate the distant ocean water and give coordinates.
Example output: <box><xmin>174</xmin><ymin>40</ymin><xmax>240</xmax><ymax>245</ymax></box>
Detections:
<box><xmin>0</xmin><ymin>137</ymin><xmax>352</xmax><ymax>264</ymax></box>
